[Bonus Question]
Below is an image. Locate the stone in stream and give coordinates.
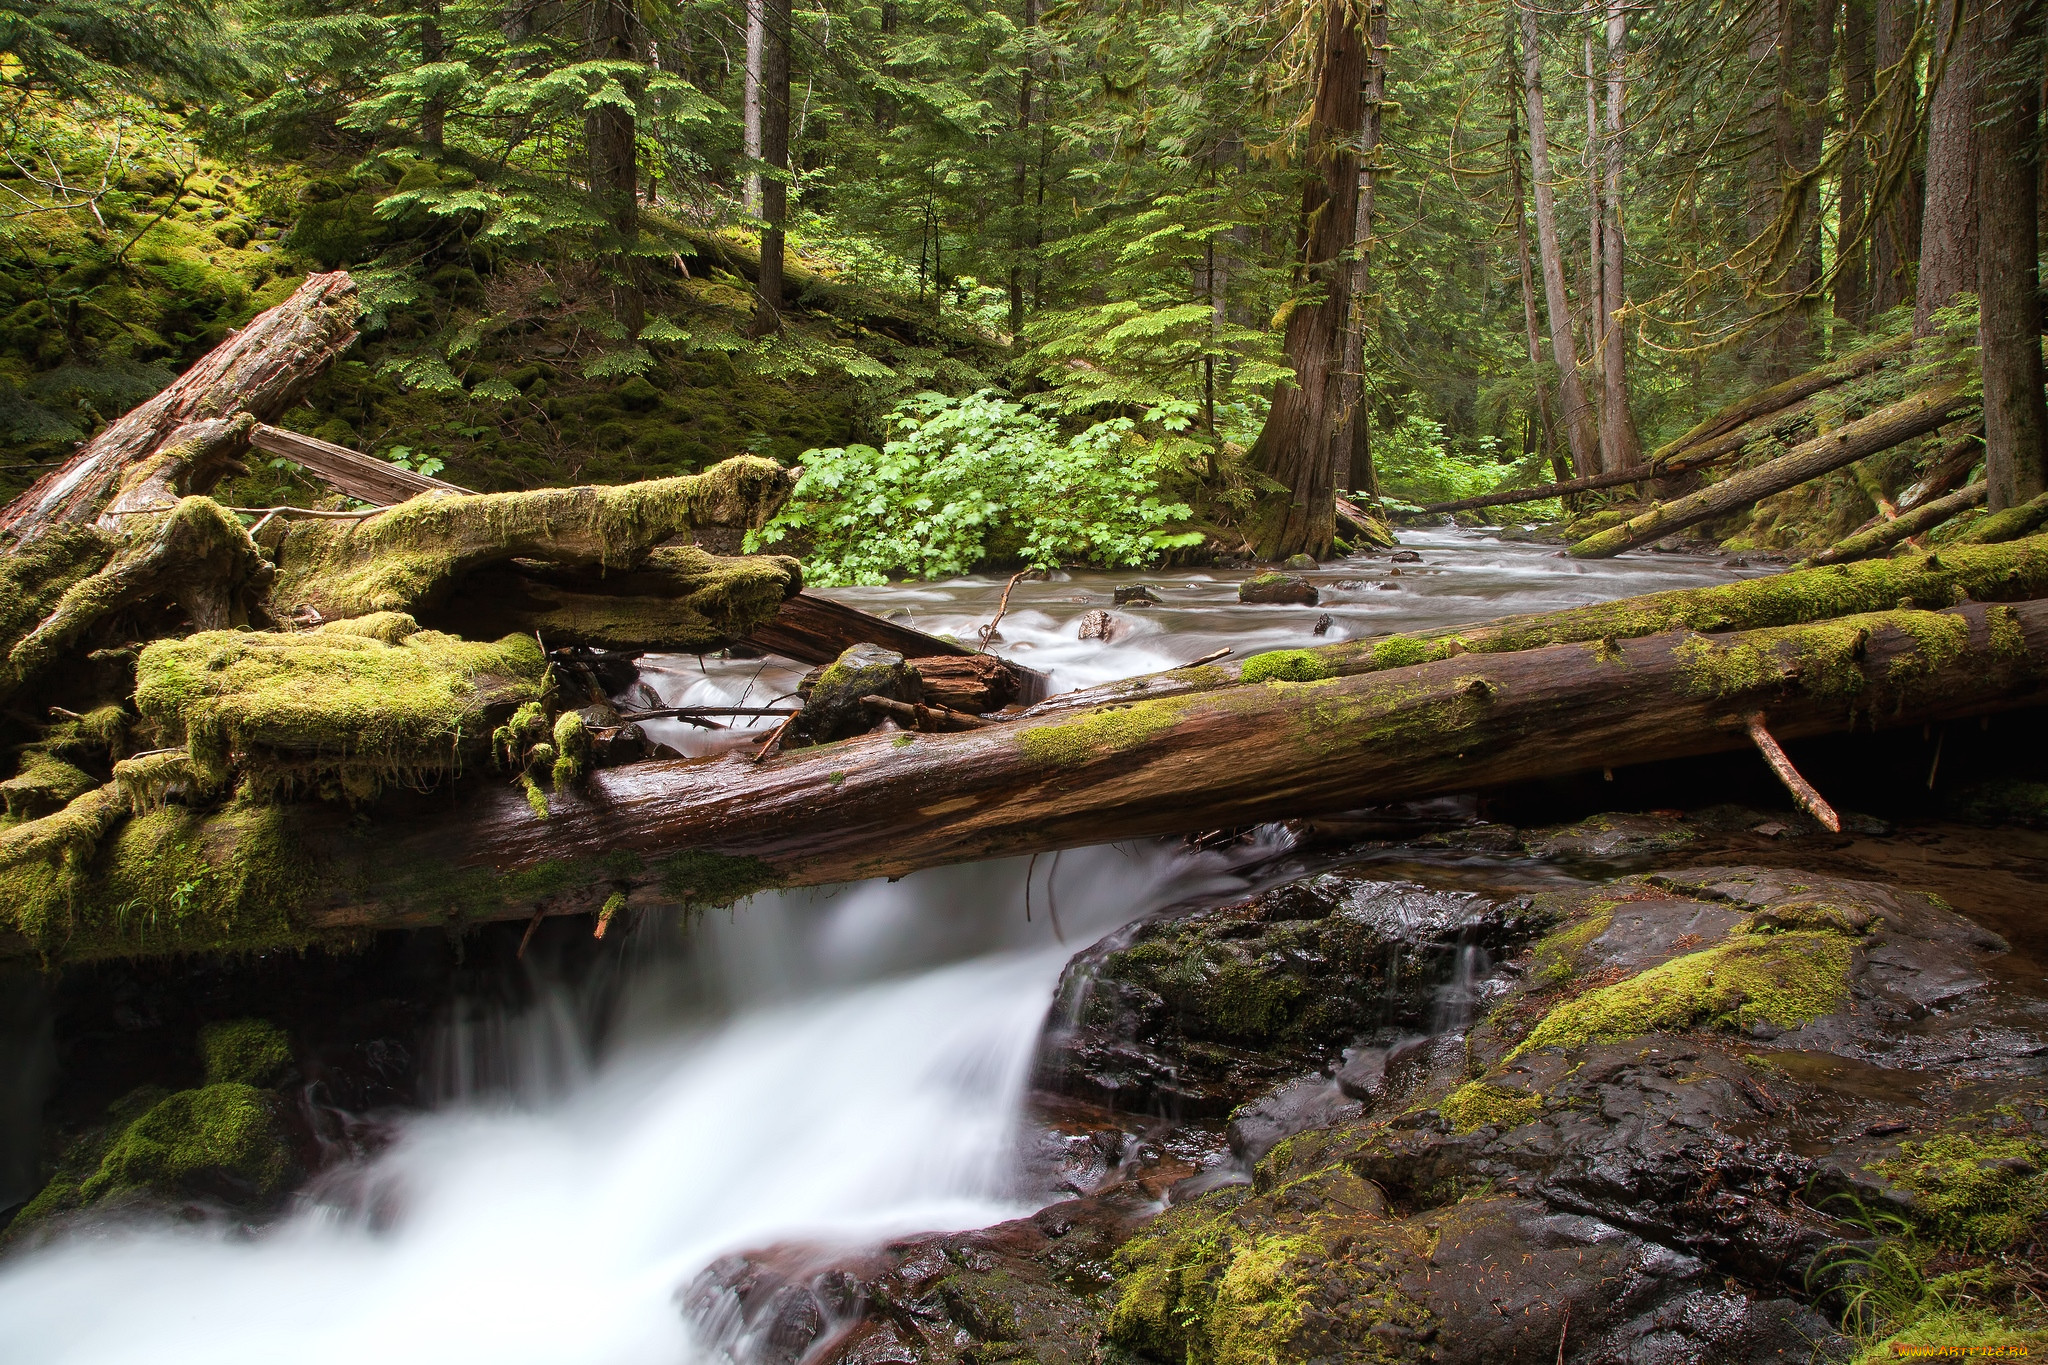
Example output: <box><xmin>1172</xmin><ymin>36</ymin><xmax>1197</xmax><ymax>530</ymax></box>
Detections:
<box><xmin>1283</xmin><ymin>553</ymin><xmax>1318</xmax><ymax>570</ymax></box>
<box><xmin>1075</xmin><ymin>608</ymin><xmax>1118</xmax><ymax>641</ymax></box>
<box><xmin>795</xmin><ymin>643</ymin><xmax>922</xmax><ymax>744</ymax></box>
<box><xmin>1237</xmin><ymin>572</ymin><xmax>1319</xmax><ymax>605</ymax></box>
<box><xmin>1112</xmin><ymin>584</ymin><xmax>1161</xmax><ymax>605</ymax></box>
<box><xmin>1389</xmin><ymin>548</ymin><xmax>1423</xmax><ymax>562</ymax></box>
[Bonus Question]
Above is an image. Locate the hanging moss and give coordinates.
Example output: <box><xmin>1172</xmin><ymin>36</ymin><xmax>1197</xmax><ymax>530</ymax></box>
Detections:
<box><xmin>134</xmin><ymin>617</ymin><xmax>547</xmax><ymax>794</ymax></box>
<box><xmin>550</xmin><ymin>711</ymin><xmax>590</xmax><ymax>790</ymax></box>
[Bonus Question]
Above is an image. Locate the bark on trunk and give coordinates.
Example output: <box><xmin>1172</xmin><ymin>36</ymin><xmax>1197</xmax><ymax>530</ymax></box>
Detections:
<box><xmin>1836</xmin><ymin>0</ymin><xmax>1874</xmax><ymax>327</ymax></box>
<box><xmin>1598</xmin><ymin>0</ymin><xmax>1640</xmax><ymax>473</ymax></box>
<box><xmin>42</xmin><ymin>598</ymin><xmax>2041</xmax><ymax>958</ymax></box>
<box><xmin>1337</xmin><ymin>0</ymin><xmax>1390</xmax><ymax>496</ymax></box>
<box><xmin>1246</xmin><ymin>0</ymin><xmax>1370</xmax><ymax>559</ymax></box>
<box><xmin>1007</xmin><ymin>0</ymin><xmax>1037</xmax><ymax>341</ymax></box>
<box><xmin>422</xmin><ymin>0</ymin><xmax>446</xmax><ymax>153</ymax></box>
<box><xmin>1975</xmin><ymin>0</ymin><xmax>2048</xmax><ymax>511</ymax></box>
<box><xmin>750</xmin><ymin>0</ymin><xmax>793</xmax><ymax>334</ymax></box>
<box><xmin>1508</xmin><ymin>87</ymin><xmax>1563</xmax><ymax>484</ymax></box>
<box><xmin>1870</xmin><ymin>0</ymin><xmax>1922</xmax><ymax>315</ymax></box>
<box><xmin>744</xmin><ymin>0</ymin><xmax>765</xmax><ymax>216</ymax></box>
<box><xmin>1518</xmin><ymin>2</ymin><xmax>1601</xmax><ymax>479</ymax></box>
<box><xmin>1571</xmin><ymin>378</ymin><xmax>1975</xmax><ymax>556</ymax></box>
<box><xmin>587</xmin><ymin>0</ymin><xmax>643</xmax><ymax>333</ymax></box>
<box><xmin>1915</xmin><ymin>0</ymin><xmax>1979</xmax><ymax>338</ymax></box>
<box><xmin>248</xmin><ymin>425</ymin><xmax>467</xmax><ymax>505</ymax></box>
<box><xmin>0</xmin><ymin>272</ymin><xmax>359</xmax><ymax>548</ymax></box>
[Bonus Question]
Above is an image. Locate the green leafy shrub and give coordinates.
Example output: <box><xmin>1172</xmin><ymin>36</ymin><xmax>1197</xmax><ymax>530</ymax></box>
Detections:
<box><xmin>749</xmin><ymin>390</ymin><xmax>1204</xmax><ymax>585</ymax></box>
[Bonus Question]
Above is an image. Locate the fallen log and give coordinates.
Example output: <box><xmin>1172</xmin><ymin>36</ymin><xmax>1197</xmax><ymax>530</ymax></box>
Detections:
<box><xmin>3</xmin><ymin>597</ymin><xmax>2042</xmax><ymax>960</ymax></box>
<box><xmin>1570</xmin><ymin>380</ymin><xmax>1974</xmax><ymax>559</ymax></box>
<box><xmin>248</xmin><ymin>424</ymin><xmax>467</xmax><ymax>505</ymax></box>
<box><xmin>1648</xmin><ymin>333</ymin><xmax>1909</xmax><ymax>468</ymax></box>
<box><xmin>1960</xmin><ymin>489</ymin><xmax>2048</xmax><ymax>545</ymax></box>
<box><xmin>1806</xmin><ymin>483</ymin><xmax>1987</xmax><ymax>565</ymax></box>
<box><xmin>1416</xmin><ymin>464</ymin><xmax>1656</xmax><ymax>515</ymax></box>
<box><xmin>0</xmin><ymin>272</ymin><xmax>360</xmax><ymax>545</ymax></box>
<box><xmin>1020</xmin><ymin>535</ymin><xmax>2048</xmax><ymax>717</ymax></box>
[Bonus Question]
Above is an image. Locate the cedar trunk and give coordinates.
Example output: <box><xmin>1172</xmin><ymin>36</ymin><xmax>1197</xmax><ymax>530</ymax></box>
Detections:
<box><xmin>1598</xmin><ymin>0</ymin><xmax>1640</xmax><ymax>473</ymax></box>
<box><xmin>1915</xmin><ymin>0</ymin><xmax>1979</xmax><ymax>338</ymax></box>
<box><xmin>1248</xmin><ymin>0</ymin><xmax>1370</xmax><ymax>559</ymax></box>
<box><xmin>750</xmin><ymin>0</ymin><xmax>793</xmax><ymax>333</ymax></box>
<box><xmin>1975</xmin><ymin>0</ymin><xmax>2048</xmax><ymax>510</ymax></box>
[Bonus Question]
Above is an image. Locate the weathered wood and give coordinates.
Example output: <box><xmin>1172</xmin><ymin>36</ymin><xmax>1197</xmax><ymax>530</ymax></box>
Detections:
<box><xmin>1570</xmin><ymin>380</ymin><xmax>1974</xmax><ymax>558</ymax></box>
<box><xmin>1745</xmin><ymin>713</ymin><xmax>1841</xmax><ymax>831</ymax></box>
<box><xmin>0</xmin><ymin>273</ymin><xmax>360</xmax><ymax>546</ymax></box>
<box><xmin>1807</xmin><ymin>482</ymin><xmax>1987</xmax><ymax>565</ymax></box>
<box><xmin>249</xmin><ymin>424</ymin><xmax>467</xmax><ymax>505</ymax></box>
<box><xmin>914</xmin><ymin>654</ymin><xmax>1026</xmax><ymax>712</ymax></box>
<box><xmin>259</xmin><ymin>598</ymin><xmax>2048</xmax><ymax>939</ymax></box>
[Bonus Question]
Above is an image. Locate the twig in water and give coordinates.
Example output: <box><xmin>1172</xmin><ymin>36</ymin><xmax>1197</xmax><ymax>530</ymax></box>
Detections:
<box><xmin>517</xmin><ymin>907</ymin><xmax>548</xmax><ymax>959</ymax></box>
<box><xmin>980</xmin><ymin>567</ymin><xmax>1043</xmax><ymax>647</ymax></box>
<box><xmin>1745</xmin><ymin>712</ymin><xmax>1841</xmax><ymax>832</ymax></box>
<box><xmin>1046</xmin><ymin>848</ymin><xmax>1065</xmax><ymax>943</ymax></box>
<box><xmin>1181</xmin><ymin>646</ymin><xmax>1232</xmax><ymax>668</ymax></box>
<box><xmin>751</xmin><ymin>710</ymin><xmax>800</xmax><ymax>764</ymax></box>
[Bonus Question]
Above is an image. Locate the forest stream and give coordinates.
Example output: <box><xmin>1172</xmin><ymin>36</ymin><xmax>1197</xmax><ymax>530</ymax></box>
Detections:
<box><xmin>3</xmin><ymin>531</ymin><xmax>2044</xmax><ymax>1365</ymax></box>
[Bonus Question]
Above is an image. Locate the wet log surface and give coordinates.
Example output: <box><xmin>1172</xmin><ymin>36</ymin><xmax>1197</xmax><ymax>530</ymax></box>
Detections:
<box><xmin>279</xmin><ymin>598</ymin><xmax>2048</xmax><ymax>936</ymax></box>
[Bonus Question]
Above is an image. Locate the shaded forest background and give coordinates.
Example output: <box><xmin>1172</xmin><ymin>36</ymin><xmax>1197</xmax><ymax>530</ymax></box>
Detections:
<box><xmin>0</xmin><ymin>0</ymin><xmax>2039</xmax><ymax>576</ymax></box>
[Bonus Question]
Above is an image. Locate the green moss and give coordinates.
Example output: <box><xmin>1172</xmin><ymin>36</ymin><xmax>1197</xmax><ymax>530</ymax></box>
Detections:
<box><xmin>1509</xmin><ymin>930</ymin><xmax>1854</xmax><ymax>1058</ymax></box>
<box><xmin>521</xmin><ymin>773</ymin><xmax>550</xmax><ymax>820</ymax></box>
<box><xmin>1438</xmin><ymin>1081</ymin><xmax>1544</xmax><ymax>1134</ymax></box>
<box><xmin>264</xmin><ymin>457</ymin><xmax>794</xmax><ymax>621</ymax></box>
<box><xmin>0</xmin><ymin>748</ymin><xmax>98</xmax><ymax>818</ymax></box>
<box><xmin>135</xmin><ymin>619</ymin><xmax>547</xmax><ymax>795</ymax></box>
<box><xmin>1020</xmin><ymin>697</ymin><xmax>1187</xmax><ymax>766</ymax></box>
<box><xmin>1671</xmin><ymin>616</ymin><xmax>1878</xmax><ymax>699</ymax></box>
<box><xmin>76</xmin><ymin>1082</ymin><xmax>290</xmax><ymax>1204</ymax></box>
<box><xmin>199</xmin><ymin>1019</ymin><xmax>292</xmax><ymax>1085</ymax></box>
<box><xmin>1529</xmin><ymin>908</ymin><xmax>1615</xmax><ymax>987</ymax></box>
<box><xmin>1240</xmin><ymin>649</ymin><xmax>1337</xmax><ymax>684</ymax></box>
<box><xmin>597</xmin><ymin>891</ymin><xmax>626</xmax><ymax>931</ymax></box>
<box><xmin>1874</xmin><ymin>1130</ymin><xmax>2048</xmax><ymax>1254</ymax></box>
<box><xmin>1988</xmin><ymin>604</ymin><xmax>2030</xmax><ymax>663</ymax></box>
<box><xmin>890</xmin><ymin>734</ymin><xmax>914</xmax><ymax>748</ymax></box>
<box><xmin>551</xmin><ymin>711</ymin><xmax>590</xmax><ymax>790</ymax></box>
<box><xmin>1854</xmin><ymin>1306</ymin><xmax>2048</xmax><ymax>1363</ymax></box>
<box><xmin>657</xmin><ymin>849</ymin><xmax>783</xmax><ymax>908</ymax></box>
<box><xmin>1959</xmin><ymin>489</ymin><xmax>2048</xmax><ymax>545</ymax></box>
<box><xmin>1208</xmin><ymin>1235</ymin><xmax>1315</xmax><ymax>1365</ymax></box>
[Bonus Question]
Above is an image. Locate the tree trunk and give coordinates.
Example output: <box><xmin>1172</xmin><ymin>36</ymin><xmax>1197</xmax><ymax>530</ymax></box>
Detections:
<box><xmin>1869</xmin><ymin>0</ymin><xmax>1922</xmax><ymax>315</ymax></box>
<box><xmin>750</xmin><ymin>0</ymin><xmax>793</xmax><ymax>335</ymax></box>
<box><xmin>1007</xmin><ymin>0</ymin><xmax>1037</xmax><ymax>342</ymax></box>
<box><xmin>1915</xmin><ymin>0</ymin><xmax>1979</xmax><ymax>338</ymax></box>
<box><xmin>1519</xmin><ymin>1</ymin><xmax>1601</xmax><ymax>480</ymax></box>
<box><xmin>744</xmin><ymin>0</ymin><xmax>765</xmax><ymax>216</ymax></box>
<box><xmin>1247</xmin><ymin>0</ymin><xmax>1370</xmax><ymax>559</ymax></box>
<box><xmin>0</xmin><ymin>272</ymin><xmax>360</xmax><ymax>548</ymax></box>
<box><xmin>1570</xmin><ymin>378</ymin><xmax>1974</xmax><ymax>557</ymax></box>
<box><xmin>1835</xmin><ymin>0</ymin><xmax>1874</xmax><ymax>328</ymax></box>
<box><xmin>26</xmin><ymin>598</ymin><xmax>2044</xmax><ymax>959</ymax></box>
<box><xmin>1583</xmin><ymin>35</ymin><xmax>1604</xmax><ymax>386</ymax></box>
<box><xmin>1507</xmin><ymin>87</ymin><xmax>1562</xmax><ymax>484</ymax></box>
<box><xmin>1975</xmin><ymin>0</ymin><xmax>2048</xmax><ymax>510</ymax></box>
<box><xmin>1337</xmin><ymin>0</ymin><xmax>1390</xmax><ymax>496</ymax></box>
<box><xmin>587</xmin><ymin>0</ymin><xmax>643</xmax><ymax>332</ymax></box>
<box><xmin>1598</xmin><ymin>0</ymin><xmax>1640</xmax><ymax>473</ymax></box>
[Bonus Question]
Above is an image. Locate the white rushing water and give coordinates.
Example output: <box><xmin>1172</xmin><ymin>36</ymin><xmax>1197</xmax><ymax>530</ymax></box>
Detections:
<box><xmin>0</xmin><ymin>841</ymin><xmax>1282</xmax><ymax>1365</ymax></box>
<box><xmin>0</xmin><ymin>530</ymin><xmax>1757</xmax><ymax>1363</ymax></box>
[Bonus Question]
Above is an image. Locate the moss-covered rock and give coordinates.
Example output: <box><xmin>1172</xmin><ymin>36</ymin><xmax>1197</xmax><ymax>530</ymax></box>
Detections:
<box><xmin>199</xmin><ymin>1019</ymin><xmax>293</xmax><ymax>1086</ymax></box>
<box><xmin>1237</xmin><ymin>572</ymin><xmax>1318</xmax><ymax>606</ymax></box>
<box><xmin>797</xmin><ymin>643</ymin><xmax>921</xmax><ymax>743</ymax></box>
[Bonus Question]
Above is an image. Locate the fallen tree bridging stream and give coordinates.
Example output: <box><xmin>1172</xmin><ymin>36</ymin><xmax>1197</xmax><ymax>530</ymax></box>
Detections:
<box><xmin>2</xmin><ymin>270</ymin><xmax>2047</xmax><ymax>964</ymax></box>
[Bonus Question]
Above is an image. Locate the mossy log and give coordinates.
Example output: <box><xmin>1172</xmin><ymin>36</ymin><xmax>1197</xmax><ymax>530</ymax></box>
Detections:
<box><xmin>1647</xmin><ymin>333</ymin><xmax>1909</xmax><ymax>468</ymax></box>
<box><xmin>7</xmin><ymin>597</ymin><xmax>2043</xmax><ymax>961</ymax></box>
<box><xmin>1571</xmin><ymin>379</ymin><xmax>1975</xmax><ymax>559</ymax></box>
<box><xmin>0</xmin><ymin>273</ymin><xmax>360</xmax><ymax>545</ymax></box>
<box><xmin>1959</xmin><ymin>489</ymin><xmax>2048</xmax><ymax>546</ymax></box>
<box><xmin>1806</xmin><ymin>483</ymin><xmax>1988</xmax><ymax>565</ymax></box>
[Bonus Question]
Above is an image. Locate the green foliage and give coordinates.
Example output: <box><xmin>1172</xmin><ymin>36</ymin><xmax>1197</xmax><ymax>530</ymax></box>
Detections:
<box><xmin>750</xmin><ymin>391</ymin><xmax>1200</xmax><ymax>584</ymax></box>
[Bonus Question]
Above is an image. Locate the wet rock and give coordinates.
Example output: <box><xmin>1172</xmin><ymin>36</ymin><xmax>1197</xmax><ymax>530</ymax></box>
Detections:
<box><xmin>1522</xmin><ymin>811</ymin><xmax>1700</xmax><ymax>861</ymax></box>
<box><xmin>797</xmin><ymin>644</ymin><xmax>922</xmax><ymax>744</ymax></box>
<box><xmin>1226</xmin><ymin>1073</ymin><xmax>1361</xmax><ymax>1164</ymax></box>
<box><xmin>1237</xmin><ymin>573</ymin><xmax>1319</xmax><ymax>606</ymax></box>
<box><xmin>1038</xmin><ymin>874</ymin><xmax>1539</xmax><ymax>1117</ymax></box>
<box><xmin>1312</xmin><ymin>612</ymin><xmax>1332</xmax><ymax>635</ymax></box>
<box><xmin>1389</xmin><ymin>549</ymin><xmax>1422</xmax><ymax>563</ymax></box>
<box><xmin>612</xmin><ymin>679</ymin><xmax>665</xmax><ymax>713</ymax></box>
<box><xmin>1075</xmin><ymin>609</ymin><xmax>1118</xmax><ymax>641</ymax></box>
<box><xmin>1112</xmin><ymin>585</ymin><xmax>1160</xmax><ymax>605</ymax></box>
<box><xmin>592</xmin><ymin>721</ymin><xmax>647</xmax><ymax>767</ymax></box>
<box><xmin>1283</xmin><ymin>553</ymin><xmax>1318</xmax><ymax>570</ymax></box>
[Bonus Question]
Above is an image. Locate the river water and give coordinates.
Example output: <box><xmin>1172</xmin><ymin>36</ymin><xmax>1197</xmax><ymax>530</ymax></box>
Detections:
<box><xmin>0</xmin><ymin>532</ymin><xmax>1763</xmax><ymax>1365</ymax></box>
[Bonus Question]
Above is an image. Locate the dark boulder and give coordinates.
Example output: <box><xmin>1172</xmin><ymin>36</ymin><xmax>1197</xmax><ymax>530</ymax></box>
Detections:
<box><xmin>1237</xmin><ymin>572</ymin><xmax>1319</xmax><ymax>606</ymax></box>
<box><xmin>796</xmin><ymin>644</ymin><xmax>922</xmax><ymax>744</ymax></box>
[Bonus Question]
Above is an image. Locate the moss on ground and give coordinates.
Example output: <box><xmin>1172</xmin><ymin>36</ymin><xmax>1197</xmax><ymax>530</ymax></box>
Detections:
<box><xmin>1509</xmin><ymin>929</ymin><xmax>1853</xmax><ymax>1058</ymax></box>
<box><xmin>1874</xmin><ymin>1130</ymin><xmax>2048</xmax><ymax>1255</ymax></box>
<box><xmin>1438</xmin><ymin>1081</ymin><xmax>1544</xmax><ymax>1134</ymax></box>
<box><xmin>134</xmin><ymin>617</ymin><xmax>546</xmax><ymax>795</ymax></box>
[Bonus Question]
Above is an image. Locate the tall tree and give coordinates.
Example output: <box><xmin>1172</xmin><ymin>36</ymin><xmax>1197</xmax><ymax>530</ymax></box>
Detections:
<box><xmin>587</xmin><ymin>0</ymin><xmax>645</xmax><ymax>332</ymax></box>
<box><xmin>1834</xmin><ymin>0</ymin><xmax>1874</xmax><ymax>328</ymax></box>
<box><xmin>1248</xmin><ymin>0</ymin><xmax>1371</xmax><ymax>558</ymax></box>
<box><xmin>1008</xmin><ymin>0</ymin><xmax>1038</xmax><ymax>340</ymax></box>
<box><xmin>1336</xmin><ymin>0</ymin><xmax>1390</xmax><ymax>496</ymax></box>
<box><xmin>1915</xmin><ymin>0</ymin><xmax>1978</xmax><ymax>337</ymax></box>
<box><xmin>1598</xmin><ymin>0</ymin><xmax>1640</xmax><ymax>471</ymax></box>
<box><xmin>750</xmin><ymin>0</ymin><xmax>792</xmax><ymax>334</ymax></box>
<box><xmin>1869</xmin><ymin>0</ymin><xmax>1922</xmax><ymax>315</ymax></box>
<box><xmin>744</xmin><ymin>0</ymin><xmax>765</xmax><ymax>216</ymax></box>
<box><xmin>1518</xmin><ymin>0</ymin><xmax>1600</xmax><ymax>480</ymax></box>
<box><xmin>1507</xmin><ymin>83</ymin><xmax>1563</xmax><ymax>483</ymax></box>
<box><xmin>1976</xmin><ymin>0</ymin><xmax>2047</xmax><ymax>508</ymax></box>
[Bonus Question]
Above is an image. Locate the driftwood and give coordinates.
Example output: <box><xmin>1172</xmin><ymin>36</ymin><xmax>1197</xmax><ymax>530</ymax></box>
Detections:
<box><xmin>0</xmin><ymin>273</ymin><xmax>361</xmax><ymax>545</ymax></box>
<box><xmin>249</xmin><ymin>424</ymin><xmax>467</xmax><ymax>505</ymax></box>
<box><xmin>1570</xmin><ymin>380</ymin><xmax>1974</xmax><ymax>558</ymax></box>
<box><xmin>198</xmin><ymin>597</ymin><xmax>2048</xmax><ymax>947</ymax></box>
